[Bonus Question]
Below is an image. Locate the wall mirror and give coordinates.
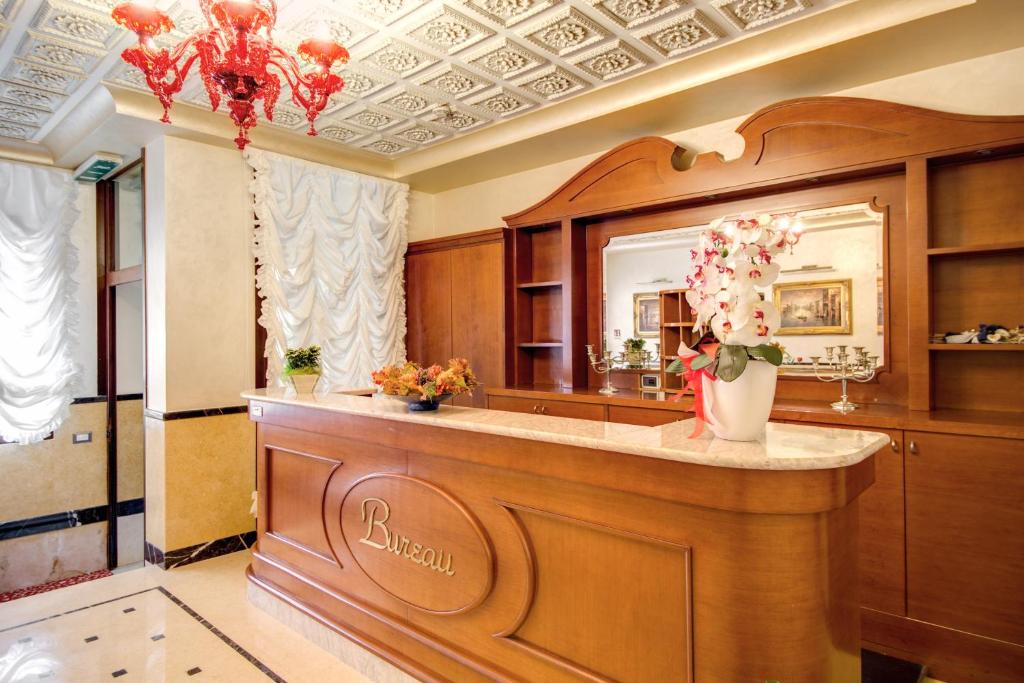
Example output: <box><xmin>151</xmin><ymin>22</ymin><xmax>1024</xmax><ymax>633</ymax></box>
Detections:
<box><xmin>601</xmin><ymin>202</ymin><xmax>885</xmax><ymax>377</ymax></box>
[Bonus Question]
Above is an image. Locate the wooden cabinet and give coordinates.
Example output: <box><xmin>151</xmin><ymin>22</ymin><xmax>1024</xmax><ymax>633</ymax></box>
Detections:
<box><xmin>607</xmin><ymin>405</ymin><xmax>684</xmax><ymax>427</ymax></box>
<box><xmin>905</xmin><ymin>431</ymin><xmax>1024</xmax><ymax>646</ymax></box>
<box><xmin>489</xmin><ymin>394</ymin><xmax>605</xmax><ymax>420</ymax></box>
<box><xmin>406</xmin><ymin>230</ymin><xmax>510</xmax><ymax>408</ymax></box>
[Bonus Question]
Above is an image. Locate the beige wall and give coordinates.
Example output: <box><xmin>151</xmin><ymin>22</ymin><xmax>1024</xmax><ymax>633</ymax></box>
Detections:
<box><xmin>411</xmin><ymin>46</ymin><xmax>1024</xmax><ymax>241</ymax></box>
<box><xmin>145</xmin><ymin>136</ymin><xmax>255</xmax><ymax>414</ymax></box>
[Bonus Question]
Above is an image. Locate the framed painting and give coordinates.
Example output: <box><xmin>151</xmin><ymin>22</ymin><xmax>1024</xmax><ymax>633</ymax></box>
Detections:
<box><xmin>772</xmin><ymin>279</ymin><xmax>852</xmax><ymax>335</ymax></box>
<box><xmin>633</xmin><ymin>292</ymin><xmax>660</xmax><ymax>338</ymax></box>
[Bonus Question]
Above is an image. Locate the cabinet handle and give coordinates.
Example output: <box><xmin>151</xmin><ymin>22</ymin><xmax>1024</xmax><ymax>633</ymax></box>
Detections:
<box><xmin>532</xmin><ymin>405</ymin><xmax>540</xmax><ymax>414</ymax></box>
<box><xmin>908</xmin><ymin>440</ymin><xmax>918</xmax><ymax>455</ymax></box>
<box><xmin>890</xmin><ymin>439</ymin><xmax>899</xmax><ymax>453</ymax></box>
<box><xmin>540</xmin><ymin>406</ymin><xmax>548</xmax><ymax>415</ymax></box>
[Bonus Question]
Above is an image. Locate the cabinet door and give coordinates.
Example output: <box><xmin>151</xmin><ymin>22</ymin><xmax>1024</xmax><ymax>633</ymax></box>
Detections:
<box><xmin>858</xmin><ymin>429</ymin><xmax>905</xmax><ymax>616</ymax></box>
<box><xmin>540</xmin><ymin>399</ymin><xmax>605</xmax><ymax>421</ymax></box>
<box><xmin>451</xmin><ymin>243</ymin><xmax>505</xmax><ymax>408</ymax></box>
<box><xmin>488</xmin><ymin>395</ymin><xmax>541</xmax><ymax>415</ymax></box>
<box><xmin>405</xmin><ymin>250</ymin><xmax>452</xmax><ymax>366</ymax></box>
<box><xmin>906</xmin><ymin>431</ymin><xmax>1024</xmax><ymax>645</ymax></box>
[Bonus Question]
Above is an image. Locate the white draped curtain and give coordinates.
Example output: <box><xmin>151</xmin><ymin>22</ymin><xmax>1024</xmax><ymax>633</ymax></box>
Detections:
<box><xmin>0</xmin><ymin>161</ymin><xmax>80</xmax><ymax>444</ymax></box>
<box><xmin>245</xmin><ymin>148</ymin><xmax>408</xmax><ymax>391</ymax></box>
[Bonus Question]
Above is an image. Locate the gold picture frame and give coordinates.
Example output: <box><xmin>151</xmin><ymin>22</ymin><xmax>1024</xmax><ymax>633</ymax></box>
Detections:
<box><xmin>772</xmin><ymin>279</ymin><xmax>852</xmax><ymax>335</ymax></box>
<box><xmin>633</xmin><ymin>292</ymin><xmax>660</xmax><ymax>338</ymax></box>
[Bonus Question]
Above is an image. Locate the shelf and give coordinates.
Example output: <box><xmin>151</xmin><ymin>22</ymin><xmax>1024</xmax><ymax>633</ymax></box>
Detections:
<box><xmin>517</xmin><ymin>280</ymin><xmax>563</xmax><ymax>289</ymax></box>
<box><xmin>518</xmin><ymin>342</ymin><xmax>564</xmax><ymax>348</ymax></box>
<box><xmin>928</xmin><ymin>343</ymin><xmax>1024</xmax><ymax>351</ymax></box>
<box><xmin>662</xmin><ymin>322</ymin><xmax>694</xmax><ymax>328</ymax></box>
<box><xmin>926</xmin><ymin>241</ymin><xmax>1024</xmax><ymax>256</ymax></box>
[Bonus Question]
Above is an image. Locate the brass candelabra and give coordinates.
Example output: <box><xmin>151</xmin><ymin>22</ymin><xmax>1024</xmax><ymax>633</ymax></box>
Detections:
<box><xmin>585</xmin><ymin>345</ymin><xmax>618</xmax><ymax>395</ymax></box>
<box><xmin>810</xmin><ymin>345</ymin><xmax>879</xmax><ymax>414</ymax></box>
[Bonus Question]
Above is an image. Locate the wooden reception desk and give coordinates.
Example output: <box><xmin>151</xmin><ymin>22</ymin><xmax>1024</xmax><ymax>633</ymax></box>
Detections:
<box><xmin>243</xmin><ymin>388</ymin><xmax>887</xmax><ymax>682</ymax></box>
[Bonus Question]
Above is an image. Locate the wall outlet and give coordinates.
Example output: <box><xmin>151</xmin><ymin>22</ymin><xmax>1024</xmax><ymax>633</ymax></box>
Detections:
<box><xmin>250</xmin><ymin>405</ymin><xmax>263</xmax><ymax>418</ymax></box>
<box><xmin>72</xmin><ymin>432</ymin><xmax>92</xmax><ymax>444</ymax></box>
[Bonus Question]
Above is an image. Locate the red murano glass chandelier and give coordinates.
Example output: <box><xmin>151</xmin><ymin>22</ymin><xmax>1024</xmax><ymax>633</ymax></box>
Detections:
<box><xmin>112</xmin><ymin>0</ymin><xmax>349</xmax><ymax>150</ymax></box>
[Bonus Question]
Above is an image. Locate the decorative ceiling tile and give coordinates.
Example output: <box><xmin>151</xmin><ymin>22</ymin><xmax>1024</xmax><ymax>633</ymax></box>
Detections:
<box><xmin>0</xmin><ymin>0</ymin><xmax>18</xmax><ymax>20</ymax></box>
<box><xmin>467</xmin><ymin>87</ymin><xmax>537</xmax><ymax>117</ymax></box>
<box><xmin>362</xmin><ymin>136</ymin><xmax>411</xmax><ymax>156</ymax></box>
<box><xmin>18</xmin><ymin>30</ymin><xmax>106</xmax><ymax>71</ymax></box>
<box><xmin>105</xmin><ymin>61</ymin><xmax>151</xmax><ymax>91</ymax></box>
<box><xmin>0</xmin><ymin>103</ymin><xmax>46</xmax><ymax>127</ymax></box>
<box><xmin>393</xmin><ymin>121</ymin><xmax>449</xmax><ymax>146</ymax></box>
<box><xmin>587</xmin><ymin>0</ymin><xmax>685</xmax><ymax>29</ymax></box>
<box><xmin>408</xmin><ymin>5</ymin><xmax>494</xmax><ymax>55</ymax></box>
<box><xmin>0</xmin><ymin>80</ymin><xmax>64</xmax><ymax>112</ymax></box>
<box><xmin>416</xmin><ymin>65</ymin><xmax>492</xmax><ymax>98</ymax></box>
<box><xmin>316</xmin><ymin>123</ymin><xmax>368</xmax><ymax>144</ymax></box>
<box><xmin>638</xmin><ymin>9</ymin><xmax>723</xmax><ymax>57</ymax></box>
<box><xmin>0</xmin><ymin>120</ymin><xmax>36</xmax><ymax>140</ymax></box>
<box><xmin>31</xmin><ymin>0</ymin><xmax>123</xmax><ymax>48</ymax></box>
<box><xmin>2</xmin><ymin>58</ymin><xmax>84</xmax><ymax>95</ymax></box>
<box><xmin>573</xmin><ymin>40</ymin><xmax>648</xmax><ymax>81</ymax></box>
<box><xmin>466</xmin><ymin>38</ymin><xmax>544</xmax><ymax>79</ymax></box>
<box><xmin>356</xmin><ymin>0</ymin><xmax>427</xmax><ymax>25</ymax></box>
<box><xmin>461</xmin><ymin>0</ymin><xmax>554</xmax><ymax>27</ymax></box>
<box><xmin>377</xmin><ymin>88</ymin><xmax>439</xmax><ymax>116</ymax></box>
<box><xmin>280</xmin><ymin>7</ymin><xmax>376</xmax><ymax>51</ymax></box>
<box><xmin>426</xmin><ymin>104</ymin><xmax>487</xmax><ymax>131</ymax></box>
<box><xmin>514</xmin><ymin>65</ymin><xmax>588</xmax><ymax>100</ymax></box>
<box><xmin>261</xmin><ymin>104</ymin><xmax>309</xmax><ymax>130</ymax></box>
<box><xmin>521</xmin><ymin>7</ymin><xmax>610</xmax><ymax>57</ymax></box>
<box><xmin>363</xmin><ymin>40</ymin><xmax>439</xmax><ymax>77</ymax></box>
<box><xmin>344</xmin><ymin>105</ymin><xmax>402</xmax><ymax>131</ymax></box>
<box><xmin>65</xmin><ymin>0</ymin><xmax>121</xmax><ymax>12</ymax></box>
<box><xmin>339</xmin><ymin>64</ymin><xmax>395</xmax><ymax>99</ymax></box>
<box><xmin>712</xmin><ymin>0</ymin><xmax>809</xmax><ymax>31</ymax></box>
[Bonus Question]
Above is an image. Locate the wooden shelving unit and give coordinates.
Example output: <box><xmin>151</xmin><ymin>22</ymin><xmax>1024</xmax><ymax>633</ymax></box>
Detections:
<box><xmin>658</xmin><ymin>289</ymin><xmax>697</xmax><ymax>391</ymax></box>
<box><xmin>924</xmin><ymin>153</ymin><xmax>1024</xmax><ymax>412</ymax></box>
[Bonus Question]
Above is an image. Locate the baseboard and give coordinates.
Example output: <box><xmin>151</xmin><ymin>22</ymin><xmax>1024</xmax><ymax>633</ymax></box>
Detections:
<box><xmin>863</xmin><ymin>607</ymin><xmax>1024</xmax><ymax>683</ymax></box>
<box><xmin>145</xmin><ymin>530</ymin><xmax>256</xmax><ymax>570</ymax></box>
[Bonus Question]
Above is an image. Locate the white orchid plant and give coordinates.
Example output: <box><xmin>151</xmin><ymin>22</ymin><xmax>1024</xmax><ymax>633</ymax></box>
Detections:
<box><xmin>666</xmin><ymin>214</ymin><xmax>797</xmax><ymax>382</ymax></box>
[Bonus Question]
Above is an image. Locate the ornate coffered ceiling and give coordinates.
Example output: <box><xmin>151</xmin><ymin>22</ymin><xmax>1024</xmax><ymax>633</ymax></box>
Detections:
<box><xmin>0</xmin><ymin>0</ymin><xmax>852</xmax><ymax>158</ymax></box>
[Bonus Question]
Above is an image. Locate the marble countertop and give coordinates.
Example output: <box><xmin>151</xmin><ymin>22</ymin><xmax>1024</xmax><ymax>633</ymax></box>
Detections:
<box><xmin>242</xmin><ymin>388</ymin><xmax>889</xmax><ymax>472</ymax></box>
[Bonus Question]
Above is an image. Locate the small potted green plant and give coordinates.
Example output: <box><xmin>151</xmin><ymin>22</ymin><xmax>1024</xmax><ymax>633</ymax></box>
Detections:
<box><xmin>623</xmin><ymin>337</ymin><xmax>647</xmax><ymax>368</ymax></box>
<box><xmin>284</xmin><ymin>345</ymin><xmax>321</xmax><ymax>393</ymax></box>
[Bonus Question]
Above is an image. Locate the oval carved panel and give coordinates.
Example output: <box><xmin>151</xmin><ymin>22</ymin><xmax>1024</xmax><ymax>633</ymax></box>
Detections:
<box><xmin>339</xmin><ymin>474</ymin><xmax>495</xmax><ymax>614</ymax></box>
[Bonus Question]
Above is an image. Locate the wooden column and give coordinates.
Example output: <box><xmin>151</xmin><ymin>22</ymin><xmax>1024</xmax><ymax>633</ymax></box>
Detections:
<box><xmin>905</xmin><ymin>158</ymin><xmax>931</xmax><ymax>411</ymax></box>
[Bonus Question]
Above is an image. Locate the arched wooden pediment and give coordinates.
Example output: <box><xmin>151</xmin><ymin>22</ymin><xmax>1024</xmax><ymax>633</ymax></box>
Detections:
<box><xmin>503</xmin><ymin>97</ymin><xmax>1024</xmax><ymax>227</ymax></box>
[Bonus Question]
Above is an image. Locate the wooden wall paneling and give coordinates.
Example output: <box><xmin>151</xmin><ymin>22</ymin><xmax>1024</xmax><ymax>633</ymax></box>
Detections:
<box><xmin>928</xmin><ymin>154</ymin><xmax>1024</xmax><ymax>249</ymax></box>
<box><xmin>406</xmin><ymin>249</ymin><xmax>453</xmax><ymax>366</ymax></box>
<box><xmin>929</xmin><ymin>252</ymin><xmax>1024</xmax><ymax>335</ymax></box>
<box><xmin>857</xmin><ymin>429</ymin><xmax>906</xmax><ymax>618</ymax></box>
<box><xmin>931</xmin><ymin>351</ymin><xmax>1024</xmax><ymax>413</ymax></box>
<box><xmin>451</xmin><ymin>241</ymin><xmax>506</xmax><ymax>408</ymax></box>
<box><xmin>906</xmin><ymin>159</ymin><xmax>932</xmax><ymax>411</ymax></box>
<box><xmin>905</xmin><ymin>432</ymin><xmax>1024</xmax><ymax>646</ymax></box>
<box><xmin>560</xmin><ymin>219</ymin><xmax>588</xmax><ymax>388</ymax></box>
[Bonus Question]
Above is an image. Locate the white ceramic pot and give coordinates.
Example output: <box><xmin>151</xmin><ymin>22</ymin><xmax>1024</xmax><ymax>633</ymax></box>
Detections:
<box><xmin>289</xmin><ymin>373</ymin><xmax>320</xmax><ymax>394</ymax></box>
<box><xmin>703</xmin><ymin>360</ymin><xmax>778</xmax><ymax>441</ymax></box>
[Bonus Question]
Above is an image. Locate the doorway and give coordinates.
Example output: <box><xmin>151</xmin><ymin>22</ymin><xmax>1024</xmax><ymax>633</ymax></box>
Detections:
<box><xmin>97</xmin><ymin>160</ymin><xmax>145</xmax><ymax>569</ymax></box>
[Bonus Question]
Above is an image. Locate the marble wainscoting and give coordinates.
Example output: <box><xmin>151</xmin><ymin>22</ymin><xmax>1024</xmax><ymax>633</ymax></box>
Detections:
<box><xmin>0</xmin><ymin>398</ymin><xmax>145</xmax><ymax>592</ymax></box>
<box><xmin>144</xmin><ymin>407</ymin><xmax>256</xmax><ymax>570</ymax></box>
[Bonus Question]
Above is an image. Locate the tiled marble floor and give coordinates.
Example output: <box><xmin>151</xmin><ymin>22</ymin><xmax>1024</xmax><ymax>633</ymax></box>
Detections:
<box><xmin>0</xmin><ymin>549</ymin><xmax>950</xmax><ymax>682</ymax></box>
<box><xmin>0</xmin><ymin>550</ymin><xmax>369</xmax><ymax>682</ymax></box>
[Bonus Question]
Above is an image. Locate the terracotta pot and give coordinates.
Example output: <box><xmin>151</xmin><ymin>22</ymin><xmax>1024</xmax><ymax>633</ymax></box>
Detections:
<box><xmin>703</xmin><ymin>361</ymin><xmax>778</xmax><ymax>441</ymax></box>
<box><xmin>289</xmin><ymin>373</ymin><xmax>320</xmax><ymax>394</ymax></box>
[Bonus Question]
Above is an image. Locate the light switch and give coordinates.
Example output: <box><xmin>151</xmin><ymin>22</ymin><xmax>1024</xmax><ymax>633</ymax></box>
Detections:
<box><xmin>250</xmin><ymin>405</ymin><xmax>263</xmax><ymax>417</ymax></box>
<box><xmin>72</xmin><ymin>432</ymin><xmax>92</xmax><ymax>444</ymax></box>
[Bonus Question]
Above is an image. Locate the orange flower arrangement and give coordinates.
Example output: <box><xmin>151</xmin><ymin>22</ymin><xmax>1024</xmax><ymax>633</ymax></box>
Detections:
<box><xmin>372</xmin><ymin>358</ymin><xmax>478</xmax><ymax>400</ymax></box>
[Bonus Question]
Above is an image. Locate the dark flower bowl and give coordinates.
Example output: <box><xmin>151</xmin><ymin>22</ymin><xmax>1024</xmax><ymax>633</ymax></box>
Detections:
<box><xmin>391</xmin><ymin>393</ymin><xmax>453</xmax><ymax>412</ymax></box>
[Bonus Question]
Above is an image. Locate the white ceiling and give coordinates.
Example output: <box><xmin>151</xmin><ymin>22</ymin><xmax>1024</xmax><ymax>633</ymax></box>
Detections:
<box><xmin>0</xmin><ymin>0</ymin><xmax>851</xmax><ymax>158</ymax></box>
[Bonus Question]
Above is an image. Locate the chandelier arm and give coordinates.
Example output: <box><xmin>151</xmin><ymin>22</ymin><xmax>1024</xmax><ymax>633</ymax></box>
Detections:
<box><xmin>266</xmin><ymin>47</ymin><xmax>319</xmax><ymax>110</ymax></box>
